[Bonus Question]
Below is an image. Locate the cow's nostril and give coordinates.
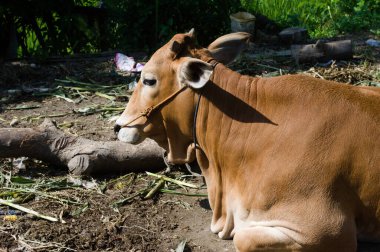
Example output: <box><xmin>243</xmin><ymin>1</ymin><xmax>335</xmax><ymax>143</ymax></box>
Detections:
<box><xmin>114</xmin><ymin>124</ymin><xmax>121</xmax><ymax>134</ymax></box>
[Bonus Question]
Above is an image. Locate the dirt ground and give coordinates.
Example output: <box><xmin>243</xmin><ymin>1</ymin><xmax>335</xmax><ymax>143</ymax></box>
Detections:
<box><xmin>0</xmin><ymin>34</ymin><xmax>379</xmax><ymax>251</ymax></box>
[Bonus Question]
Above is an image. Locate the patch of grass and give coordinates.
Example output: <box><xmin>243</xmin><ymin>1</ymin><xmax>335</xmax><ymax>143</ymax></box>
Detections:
<box><xmin>241</xmin><ymin>0</ymin><xmax>380</xmax><ymax>38</ymax></box>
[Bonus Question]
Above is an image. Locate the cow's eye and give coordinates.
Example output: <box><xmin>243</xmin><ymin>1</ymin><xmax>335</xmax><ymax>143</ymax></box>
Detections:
<box><xmin>143</xmin><ymin>78</ymin><xmax>157</xmax><ymax>86</ymax></box>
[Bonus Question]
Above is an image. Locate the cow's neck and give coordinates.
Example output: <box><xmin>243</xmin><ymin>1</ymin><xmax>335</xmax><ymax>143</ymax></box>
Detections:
<box><xmin>194</xmin><ymin>63</ymin><xmax>265</xmax><ymax>236</ymax></box>
<box><xmin>196</xmin><ymin>63</ymin><xmax>261</xmax><ymax>155</ymax></box>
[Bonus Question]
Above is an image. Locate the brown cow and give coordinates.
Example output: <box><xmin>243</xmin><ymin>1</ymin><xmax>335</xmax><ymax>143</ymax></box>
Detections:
<box><xmin>114</xmin><ymin>30</ymin><xmax>380</xmax><ymax>251</ymax></box>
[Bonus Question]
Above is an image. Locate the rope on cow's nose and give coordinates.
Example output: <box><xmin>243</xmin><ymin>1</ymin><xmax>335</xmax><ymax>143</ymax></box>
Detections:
<box><xmin>117</xmin><ymin>107</ymin><xmax>153</xmax><ymax>127</ymax></box>
<box><xmin>141</xmin><ymin>107</ymin><xmax>153</xmax><ymax>117</ymax></box>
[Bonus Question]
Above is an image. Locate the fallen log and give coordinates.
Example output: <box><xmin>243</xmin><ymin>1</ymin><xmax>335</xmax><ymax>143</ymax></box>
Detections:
<box><xmin>291</xmin><ymin>40</ymin><xmax>353</xmax><ymax>63</ymax></box>
<box><xmin>0</xmin><ymin>119</ymin><xmax>166</xmax><ymax>175</ymax></box>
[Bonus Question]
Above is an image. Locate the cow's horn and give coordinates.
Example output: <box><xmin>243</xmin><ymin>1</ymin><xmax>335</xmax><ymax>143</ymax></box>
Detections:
<box><xmin>188</xmin><ymin>28</ymin><xmax>195</xmax><ymax>38</ymax></box>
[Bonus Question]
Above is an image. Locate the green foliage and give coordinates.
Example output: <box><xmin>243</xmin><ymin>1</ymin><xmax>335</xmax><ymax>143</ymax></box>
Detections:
<box><xmin>0</xmin><ymin>0</ymin><xmax>106</xmax><ymax>58</ymax></box>
<box><xmin>240</xmin><ymin>0</ymin><xmax>295</xmax><ymax>27</ymax></box>
<box><xmin>333</xmin><ymin>0</ymin><xmax>380</xmax><ymax>35</ymax></box>
<box><xmin>241</xmin><ymin>0</ymin><xmax>380</xmax><ymax>38</ymax></box>
<box><xmin>73</xmin><ymin>0</ymin><xmax>100</xmax><ymax>7</ymax></box>
<box><xmin>0</xmin><ymin>0</ymin><xmax>241</xmax><ymax>58</ymax></box>
<box><xmin>2</xmin><ymin>0</ymin><xmax>378</xmax><ymax>58</ymax></box>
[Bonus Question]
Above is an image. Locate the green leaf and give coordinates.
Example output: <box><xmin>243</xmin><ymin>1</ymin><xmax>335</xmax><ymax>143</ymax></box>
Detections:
<box><xmin>10</xmin><ymin>176</ymin><xmax>35</xmax><ymax>184</ymax></box>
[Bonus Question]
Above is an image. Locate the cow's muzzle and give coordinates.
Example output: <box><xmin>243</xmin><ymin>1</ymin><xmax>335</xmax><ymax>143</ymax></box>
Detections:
<box><xmin>114</xmin><ymin>123</ymin><xmax>142</xmax><ymax>144</ymax></box>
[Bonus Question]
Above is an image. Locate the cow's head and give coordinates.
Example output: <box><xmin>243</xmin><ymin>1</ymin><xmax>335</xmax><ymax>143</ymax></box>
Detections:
<box><xmin>114</xmin><ymin>29</ymin><xmax>251</xmax><ymax>164</ymax></box>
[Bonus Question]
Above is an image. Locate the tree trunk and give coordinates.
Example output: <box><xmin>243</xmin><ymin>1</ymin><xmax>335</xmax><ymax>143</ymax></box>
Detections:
<box><xmin>0</xmin><ymin>119</ymin><xmax>166</xmax><ymax>175</ymax></box>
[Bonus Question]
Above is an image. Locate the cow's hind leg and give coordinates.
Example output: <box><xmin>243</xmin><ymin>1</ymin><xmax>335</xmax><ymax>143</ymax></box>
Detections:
<box><xmin>233</xmin><ymin>226</ymin><xmax>302</xmax><ymax>252</ymax></box>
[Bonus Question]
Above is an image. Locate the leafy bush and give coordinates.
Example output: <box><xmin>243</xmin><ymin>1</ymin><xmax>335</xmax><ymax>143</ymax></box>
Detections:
<box><xmin>333</xmin><ymin>0</ymin><xmax>380</xmax><ymax>36</ymax></box>
<box><xmin>0</xmin><ymin>0</ymin><xmax>241</xmax><ymax>58</ymax></box>
<box><xmin>0</xmin><ymin>0</ymin><xmax>106</xmax><ymax>57</ymax></box>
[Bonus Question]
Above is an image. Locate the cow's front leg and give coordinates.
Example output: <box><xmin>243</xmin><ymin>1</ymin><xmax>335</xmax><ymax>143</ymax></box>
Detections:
<box><xmin>233</xmin><ymin>226</ymin><xmax>302</xmax><ymax>252</ymax></box>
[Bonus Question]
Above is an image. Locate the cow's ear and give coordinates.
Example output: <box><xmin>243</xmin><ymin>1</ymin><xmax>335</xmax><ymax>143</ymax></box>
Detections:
<box><xmin>207</xmin><ymin>32</ymin><xmax>252</xmax><ymax>64</ymax></box>
<box><xmin>178</xmin><ymin>58</ymin><xmax>213</xmax><ymax>89</ymax></box>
